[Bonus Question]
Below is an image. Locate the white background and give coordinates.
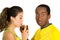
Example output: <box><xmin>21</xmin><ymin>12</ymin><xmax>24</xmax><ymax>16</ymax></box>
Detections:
<box><xmin>0</xmin><ymin>0</ymin><xmax>60</xmax><ymax>40</ymax></box>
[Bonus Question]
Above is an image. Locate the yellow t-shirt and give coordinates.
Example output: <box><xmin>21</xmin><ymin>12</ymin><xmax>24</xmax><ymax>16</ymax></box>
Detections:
<box><xmin>31</xmin><ymin>24</ymin><xmax>60</xmax><ymax>40</ymax></box>
<box><xmin>15</xmin><ymin>33</ymin><xmax>20</xmax><ymax>40</ymax></box>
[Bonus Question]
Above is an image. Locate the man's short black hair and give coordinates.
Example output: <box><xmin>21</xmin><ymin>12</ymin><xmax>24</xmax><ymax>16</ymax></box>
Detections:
<box><xmin>35</xmin><ymin>4</ymin><xmax>50</xmax><ymax>15</ymax></box>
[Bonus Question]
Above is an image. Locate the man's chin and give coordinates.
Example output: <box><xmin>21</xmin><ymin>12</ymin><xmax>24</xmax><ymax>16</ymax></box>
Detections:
<box><xmin>38</xmin><ymin>24</ymin><xmax>44</xmax><ymax>27</ymax></box>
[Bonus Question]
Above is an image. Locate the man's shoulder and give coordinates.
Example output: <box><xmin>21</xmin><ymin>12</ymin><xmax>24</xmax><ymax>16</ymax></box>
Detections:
<box><xmin>48</xmin><ymin>24</ymin><xmax>57</xmax><ymax>30</ymax></box>
<box><xmin>49</xmin><ymin>24</ymin><xmax>60</xmax><ymax>33</ymax></box>
<box><xmin>35</xmin><ymin>28</ymin><xmax>41</xmax><ymax>34</ymax></box>
<box><xmin>31</xmin><ymin>28</ymin><xmax>40</xmax><ymax>40</ymax></box>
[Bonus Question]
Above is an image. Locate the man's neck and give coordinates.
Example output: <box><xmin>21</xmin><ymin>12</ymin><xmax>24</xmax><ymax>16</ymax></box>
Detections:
<box><xmin>41</xmin><ymin>22</ymin><xmax>52</xmax><ymax>29</ymax></box>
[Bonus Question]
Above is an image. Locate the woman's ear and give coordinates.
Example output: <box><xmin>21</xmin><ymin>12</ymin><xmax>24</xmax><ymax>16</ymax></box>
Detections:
<box><xmin>10</xmin><ymin>16</ymin><xmax>15</xmax><ymax>22</ymax></box>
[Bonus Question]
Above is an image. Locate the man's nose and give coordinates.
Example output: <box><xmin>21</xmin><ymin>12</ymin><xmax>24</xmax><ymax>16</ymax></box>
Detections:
<box><xmin>38</xmin><ymin>16</ymin><xmax>42</xmax><ymax>21</ymax></box>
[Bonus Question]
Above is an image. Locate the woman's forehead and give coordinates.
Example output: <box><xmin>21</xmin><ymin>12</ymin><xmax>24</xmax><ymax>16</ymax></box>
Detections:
<box><xmin>17</xmin><ymin>12</ymin><xmax>23</xmax><ymax>16</ymax></box>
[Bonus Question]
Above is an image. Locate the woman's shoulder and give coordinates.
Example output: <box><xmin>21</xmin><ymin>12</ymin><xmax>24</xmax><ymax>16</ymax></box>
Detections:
<box><xmin>3</xmin><ymin>30</ymin><xmax>15</xmax><ymax>40</ymax></box>
<box><xmin>3</xmin><ymin>30</ymin><xmax>16</xmax><ymax>40</ymax></box>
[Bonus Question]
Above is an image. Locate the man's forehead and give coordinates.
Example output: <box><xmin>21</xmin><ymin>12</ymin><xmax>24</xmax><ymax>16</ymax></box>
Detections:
<box><xmin>36</xmin><ymin>7</ymin><xmax>47</xmax><ymax>11</ymax></box>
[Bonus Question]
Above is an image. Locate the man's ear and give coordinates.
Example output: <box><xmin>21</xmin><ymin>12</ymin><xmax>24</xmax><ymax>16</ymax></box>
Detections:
<box><xmin>48</xmin><ymin>14</ymin><xmax>51</xmax><ymax>19</ymax></box>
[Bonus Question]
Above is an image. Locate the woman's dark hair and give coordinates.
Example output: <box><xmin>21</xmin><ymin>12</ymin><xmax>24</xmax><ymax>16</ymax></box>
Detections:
<box><xmin>35</xmin><ymin>4</ymin><xmax>50</xmax><ymax>15</ymax></box>
<box><xmin>0</xmin><ymin>6</ymin><xmax>23</xmax><ymax>32</ymax></box>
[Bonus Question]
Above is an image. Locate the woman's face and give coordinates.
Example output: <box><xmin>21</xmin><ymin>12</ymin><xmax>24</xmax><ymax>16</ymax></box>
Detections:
<box><xmin>11</xmin><ymin>12</ymin><xmax>23</xmax><ymax>27</ymax></box>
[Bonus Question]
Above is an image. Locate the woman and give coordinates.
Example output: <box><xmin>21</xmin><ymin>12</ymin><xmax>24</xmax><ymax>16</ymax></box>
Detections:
<box><xmin>0</xmin><ymin>6</ymin><xmax>29</xmax><ymax>40</ymax></box>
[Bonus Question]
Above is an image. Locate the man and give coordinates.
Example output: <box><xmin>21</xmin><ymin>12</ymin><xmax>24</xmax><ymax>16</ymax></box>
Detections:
<box><xmin>31</xmin><ymin>4</ymin><xmax>60</xmax><ymax>40</ymax></box>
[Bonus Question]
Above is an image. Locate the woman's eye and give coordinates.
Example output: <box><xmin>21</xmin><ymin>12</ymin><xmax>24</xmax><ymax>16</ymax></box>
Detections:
<box><xmin>20</xmin><ymin>18</ymin><xmax>22</xmax><ymax>19</ymax></box>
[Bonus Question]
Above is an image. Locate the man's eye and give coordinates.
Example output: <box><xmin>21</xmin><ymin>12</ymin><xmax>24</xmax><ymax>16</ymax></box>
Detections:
<box><xmin>41</xmin><ymin>14</ymin><xmax>44</xmax><ymax>16</ymax></box>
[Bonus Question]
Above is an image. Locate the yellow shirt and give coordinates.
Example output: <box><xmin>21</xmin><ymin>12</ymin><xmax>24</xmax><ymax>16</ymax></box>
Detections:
<box><xmin>15</xmin><ymin>33</ymin><xmax>20</xmax><ymax>40</ymax></box>
<box><xmin>31</xmin><ymin>24</ymin><xmax>60</xmax><ymax>40</ymax></box>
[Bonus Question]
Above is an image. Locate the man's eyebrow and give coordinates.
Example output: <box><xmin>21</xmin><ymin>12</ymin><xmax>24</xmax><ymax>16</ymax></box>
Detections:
<box><xmin>42</xmin><ymin>11</ymin><xmax>46</xmax><ymax>13</ymax></box>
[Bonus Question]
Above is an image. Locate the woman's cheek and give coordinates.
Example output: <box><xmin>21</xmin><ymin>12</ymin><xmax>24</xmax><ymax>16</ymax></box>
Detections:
<box><xmin>17</xmin><ymin>20</ymin><xmax>22</xmax><ymax>26</ymax></box>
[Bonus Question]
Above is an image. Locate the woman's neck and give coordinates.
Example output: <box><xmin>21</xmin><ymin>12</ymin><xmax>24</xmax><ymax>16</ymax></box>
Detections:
<box><xmin>7</xmin><ymin>23</ymin><xmax>16</xmax><ymax>32</ymax></box>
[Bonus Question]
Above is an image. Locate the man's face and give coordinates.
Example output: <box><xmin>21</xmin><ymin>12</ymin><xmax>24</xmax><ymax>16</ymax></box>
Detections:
<box><xmin>36</xmin><ymin>7</ymin><xmax>50</xmax><ymax>27</ymax></box>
